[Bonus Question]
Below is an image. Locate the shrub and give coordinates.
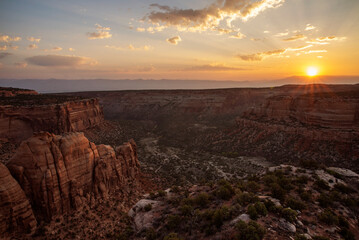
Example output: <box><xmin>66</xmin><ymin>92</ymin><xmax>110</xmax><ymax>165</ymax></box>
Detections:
<box><xmin>145</xmin><ymin>228</ymin><xmax>157</xmax><ymax>240</ymax></box>
<box><xmin>339</xmin><ymin>228</ymin><xmax>355</xmax><ymax>240</ymax></box>
<box><xmin>295</xmin><ymin>234</ymin><xmax>308</xmax><ymax>240</ymax></box>
<box><xmin>314</xmin><ymin>179</ymin><xmax>330</xmax><ymax>191</ymax></box>
<box><xmin>298</xmin><ymin>189</ymin><xmax>312</xmax><ymax>202</ymax></box>
<box><xmin>164</xmin><ymin>233</ymin><xmax>184</xmax><ymax>240</ymax></box>
<box><xmin>212</xmin><ymin>206</ymin><xmax>231</xmax><ymax>228</ymax></box>
<box><xmin>166</xmin><ymin>215</ymin><xmax>182</xmax><ymax>230</ymax></box>
<box><xmin>318</xmin><ymin>209</ymin><xmax>339</xmax><ymax>225</ymax></box>
<box><xmin>235</xmin><ymin>192</ymin><xmax>259</xmax><ymax>206</ymax></box>
<box><xmin>216</xmin><ymin>185</ymin><xmax>234</xmax><ymax>200</ymax></box>
<box><xmin>247</xmin><ymin>205</ymin><xmax>258</xmax><ymax>220</ymax></box>
<box><xmin>179</xmin><ymin>204</ymin><xmax>193</xmax><ymax>216</ymax></box>
<box><xmin>312</xmin><ymin>236</ymin><xmax>330</xmax><ymax>240</ymax></box>
<box><xmin>144</xmin><ymin>203</ymin><xmax>152</xmax><ymax>212</ymax></box>
<box><xmin>194</xmin><ymin>193</ymin><xmax>210</xmax><ymax>207</ymax></box>
<box><xmin>235</xmin><ymin>220</ymin><xmax>266</xmax><ymax>240</ymax></box>
<box><xmin>317</xmin><ymin>193</ymin><xmax>333</xmax><ymax>208</ymax></box>
<box><xmin>157</xmin><ymin>190</ymin><xmax>167</xmax><ymax>197</ymax></box>
<box><xmin>270</xmin><ymin>183</ymin><xmax>286</xmax><ymax>201</ymax></box>
<box><xmin>334</xmin><ymin>183</ymin><xmax>356</xmax><ymax>194</ymax></box>
<box><xmin>300</xmin><ymin>159</ymin><xmax>320</xmax><ymax>169</ymax></box>
<box><xmin>286</xmin><ymin>198</ymin><xmax>306</xmax><ymax>211</ymax></box>
<box><xmin>325</xmin><ymin>169</ymin><xmax>344</xmax><ymax>180</ymax></box>
<box><xmin>254</xmin><ymin>202</ymin><xmax>268</xmax><ymax>216</ymax></box>
<box><xmin>281</xmin><ymin>208</ymin><xmax>297</xmax><ymax>223</ymax></box>
<box><xmin>245</xmin><ymin>181</ymin><xmax>261</xmax><ymax>193</ymax></box>
<box><xmin>338</xmin><ymin>215</ymin><xmax>349</xmax><ymax>228</ymax></box>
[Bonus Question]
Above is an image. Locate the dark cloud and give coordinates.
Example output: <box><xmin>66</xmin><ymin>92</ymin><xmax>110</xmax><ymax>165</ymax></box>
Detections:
<box><xmin>0</xmin><ymin>52</ymin><xmax>12</xmax><ymax>59</ymax></box>
<box><xmin>26</xmin><ymin>55</ymin><xmax>97</xmax><ymax>67</ymax></box>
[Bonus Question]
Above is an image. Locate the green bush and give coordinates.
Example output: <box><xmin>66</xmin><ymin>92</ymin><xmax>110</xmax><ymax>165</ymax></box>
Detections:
<box><xmin>300</xmin><ymin>159</ymin><xmax>320</xmax><ymax>169</ymax></box>
<box><xmin>245</xmin><ymin>181</ymin><xmax>260</xmax><ymax>193</ymax></box>
<box><xmin>281</xmin><ymin>208</ymin><xmax>297</xmax><ymax>223</ymax></box>
<box><xmin>247</xmin><ymin>205</ymin><xmax>258</xmax><ymax>220</ymax></box>
<box><xmin>194</xmin><ymin>193</ymin><xmax>210</xmax><ymax>207</ymax></box>
<box><xmin>235</xmin><ymin>192</ymin><xmax>259</xmax><ymax>206</ymax></box>
<box><xmin>166</xmin><ymin>215</ymin><xmax>182</xmax><ymax>230</ymax></box>
<box><xmin>212</xmin><ymin>206</ymin><xmax>231</xmax><ymax>228</ymax></box>
<box><xmin>164</xmin><ymin>233</ymin><xmax>184</xmax><ymax>240</ymax></box>
<box><xmin>216</xmin><ymin>183</ymin><xmax>235</xmax><ymax>200</ymax></box>
<box><xmin>317</xmin><ymin>193</ymin><xmax>333</xmax><ymax>208</ymax></box>
<box><xmin>254</xmin><ymin>202</ymin><xmax>268</xmax><ymax>216</ymax></box>
<box><xmin>339</xmin><ymin>227</ymin><xmax>355</xmax><ymax>240</ymax></box>
<box><xmin>157</xmin><ymin>190</ymin><xmax>167</xmax><ymax>197</ymax></box>
<box><xmin>270</xmin><ymin>183</ymin><xmax>286</xmax><ymax>201</ymax></box>
<box><xmin>145</xmin><ymin>228</ymin><xmax>157</xmax><ymax>240</ymax></box>
<box><xmin>312</xmin><ymin>236</ymin><xmax>330</xmax><ymax>240</ymax></box>
<box><xmin>235</xmin><ymin>220</ymin><xmax>266</xmax><ymax>240</ymax></box>
<box><xmin>314</xmin><ymin>179</ymin><xmax>330</xmax><ymax>191</ymax></box>
<box><xmin>179</xmin><ymin>204</ymin><xmax>193</xmax><ymax>216</ymax></box>
<box><xmin>286</xmin><ymin>198</ymin><xmax>306</xmax><ymax>211</ymax></box>
<box><xmin>334</xmin><ymin>183</ymin><xmax>356</xmax><ymax>194</ymax></box>
<box><xmin>295</xmin><ymin>234</ymin><xmax>308</xmax><ymax>240</ymax></box>
<box><xmin>144</xmin><ymin>203</ymin><xmax>152</xmax><ymax>212</ymax></box>
<box><xmin>318</xmin><ymin>209</ymin><xmax>339</xmax><ymax>225</ymax></box>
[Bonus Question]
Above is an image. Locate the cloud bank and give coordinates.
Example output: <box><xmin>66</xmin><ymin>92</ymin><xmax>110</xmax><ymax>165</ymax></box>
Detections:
<box><xmin>26</xmin><ymin>55</ymin><xmax>97</xmax><ymax>67</ymax></box>
<box><xmin>144</xmin><ymin>0</ymin><xmax>285</xmax><ymax>35</ymax></box>
<box><xmin>87</xmin><ymin>24</ymin><xmax>112</xmax><ymax>39</ymax></box>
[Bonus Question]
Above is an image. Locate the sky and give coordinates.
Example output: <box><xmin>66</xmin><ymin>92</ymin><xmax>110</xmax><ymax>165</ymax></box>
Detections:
<box><xmin>0</xmin><ymin>0</ymin><xmax>359</xmax><ymax>81</ymax></box>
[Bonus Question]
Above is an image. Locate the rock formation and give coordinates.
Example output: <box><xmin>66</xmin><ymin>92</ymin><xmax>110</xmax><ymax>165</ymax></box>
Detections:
<box><xmin>0</xmin><ymin>162</ymin><xmax>37</xmax><ymax>235</ymax></box>
<box><xmin>5</xmin><ymin>132</ymin><xmax>140</xmax><ymax>222</ymax></box>
<box><xmin>0</xmin><ymin>98</ymin><xmax>104</xmax><ymax>143</ymax></box>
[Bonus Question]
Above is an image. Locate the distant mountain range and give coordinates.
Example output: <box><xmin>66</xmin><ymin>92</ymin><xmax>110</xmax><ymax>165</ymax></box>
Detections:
<box><xmin>0</xmin><ymin>76</ymin><xmax>358</xmax><ymax>93</ymax></box>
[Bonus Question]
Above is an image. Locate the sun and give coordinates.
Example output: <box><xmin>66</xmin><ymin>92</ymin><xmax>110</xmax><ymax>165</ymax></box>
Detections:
<box><xmin>306</xmin><ymin>66</ymin><xmax>319</xmax><ymax>77</ymax></box>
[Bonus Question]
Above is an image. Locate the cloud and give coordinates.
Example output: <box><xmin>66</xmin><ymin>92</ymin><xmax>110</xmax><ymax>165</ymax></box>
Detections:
<box><xmin>14</xmin><ymin>62</ymin><xmax>27</xmax><ymax>68</ymax></box>
<box><xmin>0</xmin><ymin>45</ymin><xmax>7</xmax><ymax>51</ymax></box>
<box><xmin>274</xmin><ymin>31</ymin><xmax>289</xmax><ymax>37</ymax></box>
<box><xmin>105</xmin><ymin>44</ymin><xmax>153</xmax><ymax>51</ymax></box>
<box><xmin>27</xmin><ymin>37</ymin><xmax>41</xmax><ymax>42</ymax></box>
<box><xmin>0</xmin><ymin>52</ymin><xmax>12</xmax><ymax>59</ymax></box>
<box><xmin>166</xmin><ymin>36</ymin><xmax>182</xmax><ymax>45</ymax></box>
<box><xmin>283</xmin><ymin>34</ymin><xmax>306</xmax><ymax>41</ymax></box>
<box><xmin>69</xmin><ymin>48</ymin><xmax>75</xmax><ymax>52</ymax></box>
<box><xmin>136</xmin><ymin>27</ymin><xmax>146</xmax><ymax>32</ymax></box>
<box><xmin>28</xmin><ymin>44</ymin><xmax>38</xmax><ymax>49</ymax></box>
<box><xmin>230</xmin><ymin>32</ymin><xmax>246</xmax><ymax>39</ymax></box>
<box><xmin>184</xmin><ymin>63</ymin><xmax>246</xmax><ymax>71</ymax></box>
<box><xmin>305</xmin><ymin>24</ymin><xmax>316</xmax><ymax>31</ymax></box>
<box><xmin>26</xmin><ymin>54</ymin><xmax>97</xmax><ymax>67</ymax></box>
<box><xmin>144</xmin><ymin>0</ymin><xmax>285</xmax><ymax>34</ymax></box>
<box><xmin>238</xmin><ymin>49</ymin><xmax>286</xmax><ymax>61</ymax></box>
<box><xmin>304</xmin><ymin>49</ymin><xmax>327</xmax><ymax>54</ymax></box>
<box><xmin>0</xmin><ymin>34</ymin><xmax>21</xmax><ymax>42</ymax></box>
<box><xmin>307</xmin><ymin>36</ymin><xmax>346</xmax><ymax>45</ymax></box>
<box><xmin>52</xmin><ymin>46</ymin><xmax>62</xmax><ymax>51</ymax></box>
<box><xmin>87</xmin><ymin>24</ymin><xmax>112</xmax><ymax>39</ymax></box>
<box><xmin>237</xmin><ymin>45</ymin><xmax>314</xmax><ymax>61</ymax></box>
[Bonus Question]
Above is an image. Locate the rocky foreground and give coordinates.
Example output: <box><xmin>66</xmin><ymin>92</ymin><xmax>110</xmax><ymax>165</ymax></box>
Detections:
<box><xmin>128</xmin><ymin>165</ymin><xmax>359</xmax><ymax>240</ymax></box>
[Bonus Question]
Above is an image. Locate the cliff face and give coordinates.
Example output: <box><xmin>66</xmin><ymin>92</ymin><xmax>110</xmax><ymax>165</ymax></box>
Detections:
<box><xmin>0</xmin><ymin>162</ymin><xmax>37</xmax><ymax>235</ymax></box>
<box><xmin>0</xmin><ymin>99</ymin><xmax>104</xmax><ymax>143</ymax></box>
<box><xmin>244</xmin><ymin>95</ymin><xmax>359</xmax><ymax>130</ymax></box>
<box><xmin>6</xmin><ymin>132</ymin><xmax>140</xmax><ymax>221</ymax></box>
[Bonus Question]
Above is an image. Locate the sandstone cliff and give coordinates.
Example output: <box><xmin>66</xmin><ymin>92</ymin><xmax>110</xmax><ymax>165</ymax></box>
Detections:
<box><xmin>0</xmin><ymin>162</ymin><xmax>37</xmax><ymax>235</ymax></box>
<box><xmin>4</xmin><ymin>132</ymin><xmax>140</xmax><ymax>227</ymax></box>
<box><xmin>0</xmin><ymin>98</ymin><xmax>104</xmax><ymax>143</ymax></box>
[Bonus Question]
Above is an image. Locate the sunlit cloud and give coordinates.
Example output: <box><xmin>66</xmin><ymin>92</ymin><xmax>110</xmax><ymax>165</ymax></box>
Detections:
<box><xmin>237</xmin><ymin>44</ymin><xmax>314</xmax><ymax>61</ymax></box>
<box><xmin>274</xmin><ymin>30</ymin><xmax>289</xmax><ymax>37</ymax></box>
<box><xmin>307</xmin><ymin>36</ymin><xmax>347</xmax><ymax>45</ymax></box>
<box><xmin>305</xmin><ymin>24</ymin><xmax>316</xmax><ymax>31</ymax></box>
<box><xmin>183</xmin><ymin>63</ymin><xmax>247</xmax><ymax>71</ymax></box>
<box><xmin>28</xmin><ymin>44</ymin><xmax>38</xmax><ymax>49</ymax></box>
<box><xmin>283</xmin><ymin>34</ymin><xmax>306</xmax><ymax>41</ymax></box>
<box><xmin>52</xmin><ymin>46</ymin><xmax>62</xmax><ymax>51</ymax></box>
<box><xmin>166</xmin><ymin>36</ymin><xmax>182</xmax><ymax>45</ymax></box>
<box><xmin>87</xmin><ymin>24</ymin><xmax>112</xmax><ymax>39</ymax></box>
<box><xmin>26</xmin><ymin>54</ymin><xmax>97</xmax><ymax>67</ymax></box>
<box><xmin>0</xmin><ymin>45</ymin><xmax>7</xmax><ymax>51</ymax></box>
<box><xmin>0</xmin><ymin>34</ymin><xmax>21</xmax><ymax>42</ymax></box>
<box><xmin>143</xmin><ymin>0</ymin><xmax>286</xmax><ymax>34</ymax></box>
<box><xmin>230</xmin><ymin>32</ymin><xmax>246</xmax><ymax>39</ymax></box>
<box><xmin>136</xmin><ymin>27</ymin><xmax>146</xmax><ymax>32</ymax></box>
<box><xmin>27</xmin><ymin>36</ymin><xmax>41</xmax><ymax>42</ymax></box>
<box><xmin>0</xmin><ymin>52</ymin><xmax>12</xmax><ymax>59</ymax></box>
<box><xmin>14</xmin><ymin>62</ymin><xmax>27</xmax><ymax>68</ymax></box>
<box><xmin>105</xmin><ymin>44</ymin><xmax>153</xmax><ymax>51</ymax></box>
<box><xmin>304</xmin><ymin>49</ymin><xmax>327</xmax><ymax>54</ymax></box>
<box><xmin>68</xmin><ymin>48</ymin><xmax>75</xmax><ymax>52</ymax></box>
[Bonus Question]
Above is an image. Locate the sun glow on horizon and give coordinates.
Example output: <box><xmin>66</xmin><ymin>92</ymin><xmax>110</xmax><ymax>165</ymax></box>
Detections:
<box><xmin>306</xmin><ymin>66</ymin><xmax>319</xmax><ymax>77</ymax></box>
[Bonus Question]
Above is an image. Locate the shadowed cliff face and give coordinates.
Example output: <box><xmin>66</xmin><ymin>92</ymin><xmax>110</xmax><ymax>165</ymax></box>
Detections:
<box><xmin>0</xmin><ymin>98</ymin><xmax>104</xmax><ymax>143</ymax></box>
<box><xmin>1</xmin><ymin>132</ymin><xmax>141</xmax><ymax>236</ymax></box>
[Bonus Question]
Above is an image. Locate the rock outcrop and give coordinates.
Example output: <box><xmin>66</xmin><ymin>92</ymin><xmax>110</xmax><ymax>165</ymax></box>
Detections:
<box><xmin>0</xmin><ymin>98</ymin><xmax>104</xmax><ymax>143</ymax></box>
<box><xmin>6</xmin><ymin>132</ymin><xmax>140</xmax><ymax>221</ymax></box>
<box><xmin>0</xmin><ymin>162</ymin><xmax>37</xmax><ymax>235</ymax></box>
